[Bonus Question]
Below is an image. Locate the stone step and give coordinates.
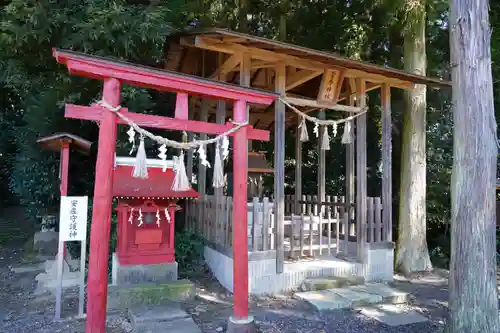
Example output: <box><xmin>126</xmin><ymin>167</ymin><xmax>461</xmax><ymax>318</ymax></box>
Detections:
<box><xmin>107</xmin><ymin>279</ymin><xmax>195</xmax><ymax>310</ymax></box>
<box><xmin>299</xmin><ymin>275</ymin><xmax>365</xmax><ymax>292</ymax></box>
<box><xmin>128</xmin><ymin>303</ymin><xmax>201</xmax><ymax>333</ymax></box>
<box><xmin>133</xmin><ymin>317</ymin><xmax>202</xmax><ymax>333</ymax></box>
<box><xmin>294</xmin><ymin>282</ymin><xmax>409</xmax><ymax>311</ymax></box>
<box><xmin>356</xmin><ymin>304</ymin><xmax>428</xmax><ymax>326</ymax></box>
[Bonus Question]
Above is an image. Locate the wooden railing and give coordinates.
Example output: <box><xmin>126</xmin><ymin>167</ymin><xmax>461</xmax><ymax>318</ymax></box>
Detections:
<box><xmin>185</xmin><ymin>195</ymin><xmax>276</xmax><ymax>252</ymax></box>
<box><xmin>284</xmin><ymin>195</ymin><xmax>387</xmax><ymax>257</ymax></box>
<box><xmin>186</xmin><ymin>194</ymin><xmax>388</xmax><ymax>259</ymax></box>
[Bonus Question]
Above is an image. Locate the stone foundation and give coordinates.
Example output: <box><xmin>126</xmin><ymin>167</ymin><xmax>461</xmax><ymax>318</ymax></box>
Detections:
<box><xmin>204</xmin><ymin>241</ymin><xmax>395</xmax><ymax>295</ymax></box>
<box><xmin>361</xmin><ymin>242</ymin><xmax>394</xmax><ymax>282</ymax></box>
<box><xmin>111</xmin><ymin>253</ymin><xmax>178</xmax><ymax>286</ymax></box>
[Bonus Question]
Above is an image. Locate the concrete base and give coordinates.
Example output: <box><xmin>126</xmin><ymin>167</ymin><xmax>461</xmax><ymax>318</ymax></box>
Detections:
<box><xmin>111</xmin><ymin>252</ymin><xmax>178</xmax><ymax>286</ymax></box>
<box><xmin>227</xmin><ymin>316</ymin><xmax>256</xmax><ymax>333</ymax></box>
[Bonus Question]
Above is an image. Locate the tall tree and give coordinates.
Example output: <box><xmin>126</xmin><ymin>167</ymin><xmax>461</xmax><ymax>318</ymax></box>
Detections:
<box><xmin>395</xmin><ymin>0</ymin><xmax>433</xmax><ymax>274</ymax></box>
<box><xmin>447</xmin><ymin>0</ymin><xmax>499</xmax><ymax>331</ymax></box>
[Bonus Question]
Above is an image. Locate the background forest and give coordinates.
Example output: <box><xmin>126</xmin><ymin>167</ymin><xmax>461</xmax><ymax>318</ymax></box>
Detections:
<box><xmin>0</xmin><ymin>0</ymin><xmax>497</xmax><ymax>269</ymax></box>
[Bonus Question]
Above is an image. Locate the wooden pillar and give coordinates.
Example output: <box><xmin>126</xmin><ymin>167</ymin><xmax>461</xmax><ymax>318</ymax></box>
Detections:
<box><xmin>186</xmin><ymin>98</ymin><xmax>195</xmax><ymax>183</ymax></box>
<box><xmin>59</xmin><ymin>142</ymin><xmax>70</xmax><ymax>196</ymax></box>
<box><xmin>294</xmin><ymin>115</ymin><xmax>302</xmax><ymax>215</ymax></box>
<box><xmin>381</xmin><ymin>84</ymin><xmax>392</xmax><ymax>242</ymax></box>
<box><xmin>355</xmin><ymin>79</ymin><xmax>367</xmax><ymax>260</ymax></box>
<box><xmin>60</xmin><ymin>142</ymin><xmax>70</xmax><ymax>258</ymax></box>
<box><xmin>345</xmin><ymin>97</ymin><xmax>356</xmax><ymax>254</ymax></box>
<box><xmin>215</xmin><ymin>92</ymin><xmax>226</xmax><ymax>241</ymax></box>
<box><xmin>317</xmin><ymin>110</ymin><xmax>326</xmax><ymax>256</ymax></box>
<box><xmin>240</xmin><ymin>53</ymin><xmax>252</xmax><ymax>151</ymax></box>
<box><xmin>318</xmin><ymin>110</ymin><xmax>326</xmax><ymax>210</ymax></box>
<box><xmin>232</xmin><ymin>99</ymin><xmax>249</xmax><ymax>318</ymax></box>
<box><xmin>198</xmin><ymin>101</ymin><xmax>208</xmax><ymax>192</ymax></box>
<box><xmin>274</xmin><ymin>61</ymin><xmax>286</xmax><ymax>273</ymax></box>
<box><xmin>86</xmin><ymin>78</ymin><xmax>120</xmax><ymax>333</ymax></box>
<box><xmin>197</xmin><ymin>100</ymin><xmax>208</xmax><ymax>236</ymax></box>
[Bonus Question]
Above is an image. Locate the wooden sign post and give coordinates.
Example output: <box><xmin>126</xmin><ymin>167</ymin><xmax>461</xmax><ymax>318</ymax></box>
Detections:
<box><xmin>55</xmin><ymin>195</ymin><xmax>88</xmax><ymax>320</ymax></box>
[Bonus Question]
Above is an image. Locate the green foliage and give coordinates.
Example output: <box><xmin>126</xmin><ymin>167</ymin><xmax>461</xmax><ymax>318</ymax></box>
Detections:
<box><xmin>174</xmin><ymin>228</ymin><xmax>204</xmax><ymax>277</ymax></box>
<box><xmin>0</xmin><ymin>0</ymin><xmax>187</xmax><ymax>222</ymax></box>
<box><xmin>0</xmin><ymin>0</ymin><xmax>493</xmax><ymax>270</ymax></box>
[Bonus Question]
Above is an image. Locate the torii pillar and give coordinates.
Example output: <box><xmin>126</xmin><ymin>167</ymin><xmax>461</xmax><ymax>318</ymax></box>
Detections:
<box><xmin>52</xmin><ymin>48</ymin><xmax>278</xmax><ymax>333</ymax></box>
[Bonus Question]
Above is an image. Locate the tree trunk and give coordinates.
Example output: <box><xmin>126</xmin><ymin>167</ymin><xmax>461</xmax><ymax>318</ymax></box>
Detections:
<box><xmin>396</xmin><ymin>3</ymin><xmax>433</xmax><ymax>275</ymax></box>
<box><xmin>238</xmin><ymin>0</ymin><xmax>248</xmax><ymax>32</ymax></box>
<box><xmin>447</xmin><ymin>0</ymin><xmax>499</xmax><ymax>332</ymax></box>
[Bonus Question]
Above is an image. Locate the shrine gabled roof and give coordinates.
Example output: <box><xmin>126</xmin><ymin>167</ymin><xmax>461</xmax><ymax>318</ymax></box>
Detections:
<box><xmin>112</xmin><ymin>165</ymin><xmax>199</xmax><ymax>199</ymax></box>
<box><xmin>37</xmin><ymin>132</ymin><xmax>92</xmax><ymax>155</ymax></box>
<box><xmin>169</xmin><ymin>28</ymin><xmax>450</xmax><ymax>88</ymax></box>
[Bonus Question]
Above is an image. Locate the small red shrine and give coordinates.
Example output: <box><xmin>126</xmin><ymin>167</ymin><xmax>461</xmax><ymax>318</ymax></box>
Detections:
<box><xmin>112</xmin><ymin>157</ymin><xmax>199</xmax><ymax>268</ymax></box>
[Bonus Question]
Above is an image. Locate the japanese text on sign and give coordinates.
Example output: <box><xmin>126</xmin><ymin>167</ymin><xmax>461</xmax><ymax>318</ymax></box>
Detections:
<box><xmin>59</xmin><ymin>196</ymin><xmax>88</xmax><ymax>242</ymax></box>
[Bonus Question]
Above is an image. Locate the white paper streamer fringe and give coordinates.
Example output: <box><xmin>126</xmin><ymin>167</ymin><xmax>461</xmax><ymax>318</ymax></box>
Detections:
<box><xmin>172</xmin><ymin>151</ymin><xmax>191</xmax><ymax>191</ymax></box>
<box><xmin>341</xmin><ymin>122</ymin><xmax>352</xmax><ymax>144</ymax></box>
<box><xmin>299</xmin><ymin>117</ymin><xmax>309</xmax><ymax>142</ymax></box>
<box><xmin>321</xmin><ymin>126</ymin><xmax>330</xmax><ymax>150</ymax></box>
<box><xmin>133</xmin><ymin>137</ymin><xmax>148</xmax><ymax>179</ymax></box>
<box><xmin>213</xmin><ymin>141</ymin><xmax>225</xmax><ymax>188</ymax></box>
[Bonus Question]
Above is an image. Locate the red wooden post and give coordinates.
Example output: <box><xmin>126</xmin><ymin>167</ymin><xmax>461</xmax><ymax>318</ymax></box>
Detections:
<box><xmin>86</xmin><ymin>78</ymin><xmax>121</xmax><ymax>333</ymax></box>
<box><xmin>169</xmin><ymin>205</ymin><xmax>176</xmax><ymax>252</ymax></box>
<box><xmin>60</xmin><ymin>142</ymin><xmax>70</xmax><ymax>258</ymax></box>
<box><xmin>59</xmin><ymin>142</ymin><xmax>70</xmax><ymax>196</ymax></box>
<box><xmin>232</xmin><ymin>99</ymin><xmax>249</xmax><ymax>319</ymax></box>
<box><xmin>175</xmin><ymin>93</ymin><xmax>189</xmax><ymax>120</ymax></box>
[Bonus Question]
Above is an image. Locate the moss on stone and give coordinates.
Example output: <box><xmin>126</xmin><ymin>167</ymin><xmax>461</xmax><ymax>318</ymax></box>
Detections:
<box><xmin>108</xmin><ymin>280</ymin><xmax>195</xmax><ymax>309</ymax></box>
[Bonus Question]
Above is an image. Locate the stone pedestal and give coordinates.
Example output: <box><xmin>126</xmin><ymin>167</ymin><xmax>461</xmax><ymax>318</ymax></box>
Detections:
<box><xmin>227</xmin><ymin>316</ymin><xmax>256</xmax><ymax>333</ymax></box>
<box><xmin>362</xmin><ymin>242</ymin><xmax>394</xmax><ymax>282</ymax></box>
<box><xmin>35</xmin><ymin>253</ymin><xmax>81</xmax><ymax>294</ymax></box>
<box><xmin>33</xmin><ymin>230</ymin><xmax>58</xmax><ymax>256</ymax></box>
<box><xmin>111</xmin><ymin>253</ymin><xmax>178</xmax><ymax>286</ymax></box>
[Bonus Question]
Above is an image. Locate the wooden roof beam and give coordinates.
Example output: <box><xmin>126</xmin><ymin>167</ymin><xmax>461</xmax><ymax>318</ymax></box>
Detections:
<box><xmin>180</xmin><ymin>36</ymin><xmax>414</xmax><ymax>90</ymax></box>
<box><xmin>210</xmin><ymin>54</ymin><xmax>241</xmax><ymax>79</ymax></box>
<box><xmin>286</xmin><ymin>69</ymin><xmax>323</xmax><ymax>91</ymax></box>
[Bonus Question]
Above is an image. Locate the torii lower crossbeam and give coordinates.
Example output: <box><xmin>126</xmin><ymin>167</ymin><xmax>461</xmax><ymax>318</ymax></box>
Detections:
<box><xmin>53</xmin><ymin>49</ymin><xmax>278</xmax><ymax>333</ymax></box>
<box><xmin>65</xmin><ymin>104</ymin><xmax>270</xmax><ymax>141</ymax></box>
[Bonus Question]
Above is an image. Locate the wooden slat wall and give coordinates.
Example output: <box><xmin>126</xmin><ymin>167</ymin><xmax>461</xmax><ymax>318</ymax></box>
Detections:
<box><xmin>184</xmin><ymin>194</ymin><xmax>384</xmax><ymax>260</ymax></box>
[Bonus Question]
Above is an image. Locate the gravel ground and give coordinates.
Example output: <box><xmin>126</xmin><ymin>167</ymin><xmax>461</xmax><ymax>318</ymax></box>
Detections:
<box><xmin>0</xmin><ymin>207</ymin><xmax>450</xmax><ymax>333</ymax></box>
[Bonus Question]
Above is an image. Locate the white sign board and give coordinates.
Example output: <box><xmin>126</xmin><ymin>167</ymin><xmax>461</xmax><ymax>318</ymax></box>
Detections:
<box><xmin>59</xmin><ymin>196</ymin><xmax>88</xmax><ymax>242</ymax></box>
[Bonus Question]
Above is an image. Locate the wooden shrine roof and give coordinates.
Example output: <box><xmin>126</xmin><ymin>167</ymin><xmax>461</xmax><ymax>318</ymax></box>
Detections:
<box><xmin>164</xmin><ymin>28</ymin><xmax>450</xmax><ymax>130</ymax></box>
<box><xmin>37</xmin><ymin>132</ymin><xmax>92</xmax><ymax>155</ymax></box>
<box><xmin>168</xmin><ymin>28</ymin><xmax>450</xmax><ymax>88</ymax></box>
<box><xmin>112</xmin><ymin>165</ymin><xmax>200</xmax><ymax>199</ymax></box>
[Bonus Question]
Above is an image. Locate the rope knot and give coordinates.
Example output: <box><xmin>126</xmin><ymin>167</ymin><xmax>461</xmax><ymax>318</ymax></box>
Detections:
<box><xmin>98</xmin><ymin>100</ymin><xmax>122</xmax><ymax>112</ymax></box>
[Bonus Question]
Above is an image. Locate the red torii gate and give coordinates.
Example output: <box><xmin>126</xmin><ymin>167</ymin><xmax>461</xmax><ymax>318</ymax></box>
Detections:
<box><xmin>53</xmin><ymin>49</ymin><xmax>278</xmax><ymax>333</ymax></box>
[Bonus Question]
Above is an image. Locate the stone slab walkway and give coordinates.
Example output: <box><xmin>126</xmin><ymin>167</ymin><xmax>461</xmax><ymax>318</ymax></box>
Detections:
<box><xmin>128</xmin><ymin>304</ymin><xmax>202</xmax><ymax>333</ymax></box>
<box><xmin>357</xmin><ymin>304</ymin><xmax>429</xmax><ymax>326</ymax></box>
<box><xmin>294</xmin><ymin>282</ymin><xmax>409</xmax><ymax>311</ymax></box>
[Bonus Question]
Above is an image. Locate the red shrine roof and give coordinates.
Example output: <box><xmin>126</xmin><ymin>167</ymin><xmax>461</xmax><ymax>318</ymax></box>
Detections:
<box><xmin>112</xmin><ymin>165</ymin><xmax>199</xmax><ymax>199</ymax></box>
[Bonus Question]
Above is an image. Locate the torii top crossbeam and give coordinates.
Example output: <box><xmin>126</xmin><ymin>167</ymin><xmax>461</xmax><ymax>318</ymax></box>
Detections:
<box><xmin>53</xmin><ymin>49</ymin><xmax>278</xmax><ymax>333</ymax></box>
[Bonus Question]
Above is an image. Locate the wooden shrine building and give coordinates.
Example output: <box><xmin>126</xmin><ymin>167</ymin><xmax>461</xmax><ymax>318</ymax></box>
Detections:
<box><xmin>165</xmin><ymin>28</ymin><xmax>450</xmax><ymax>293</ymax></box>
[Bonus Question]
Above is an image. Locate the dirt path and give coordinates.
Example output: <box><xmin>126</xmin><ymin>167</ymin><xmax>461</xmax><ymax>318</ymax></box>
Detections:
<box><xmin>0</xmin><ymin>207</ymin><xmax>457</xmax><ymax>333</ymax></box>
